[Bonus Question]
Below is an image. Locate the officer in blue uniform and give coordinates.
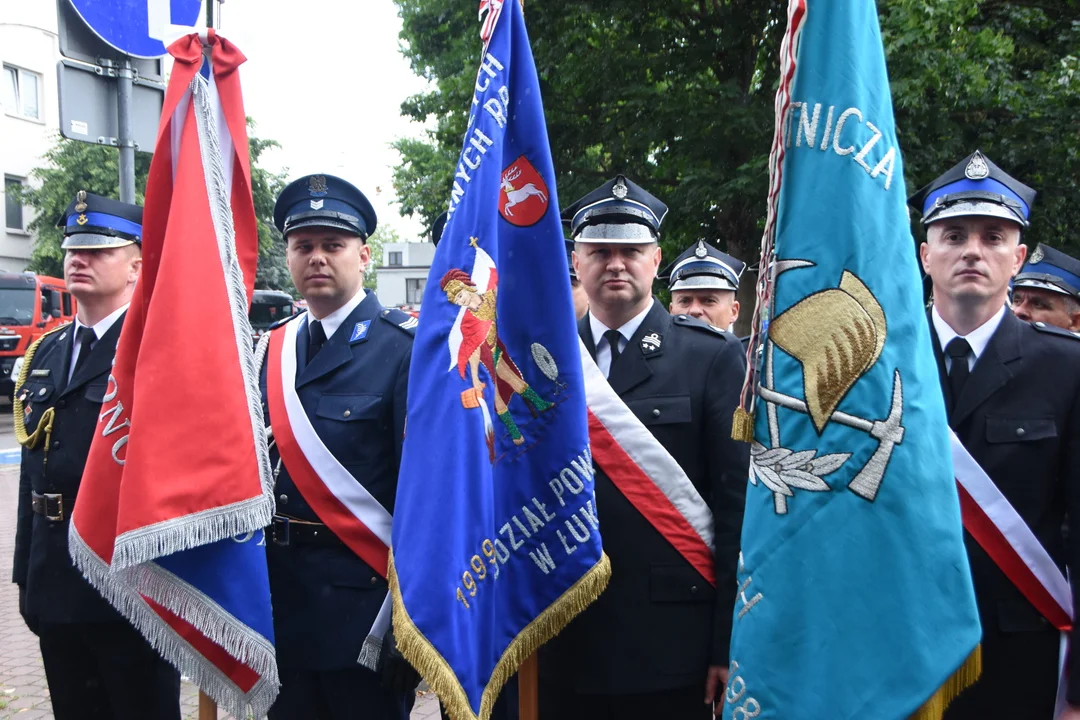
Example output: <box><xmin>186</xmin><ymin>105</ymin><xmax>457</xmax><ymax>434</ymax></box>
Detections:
<box><xmin>910</xmin><ymin>151</ymin><xmax>1080</xmax><ymax>720</ymax></box>
<box><xmin>262</xmin><ymin>175</ymin><xmax>417</xmax><ymax>720</ymax></box>
<box><xmin>1011</xmin><ymin>243</ymin><xmax>1080</xmax><ymax>331</ymax></box>
<box><xmin>541</xmin><ymin>175</ymin><xmax>748</xmax><ymax>720</ymax></box>
<box><xmin>660</xmin><ymin>240</ymin><xmax>745</xmax><ymax>332</ymax></box>
<box><xmin>12</xmin><ymin>192</ymin><xmax>181</xmax><ymax>720</ymax></box>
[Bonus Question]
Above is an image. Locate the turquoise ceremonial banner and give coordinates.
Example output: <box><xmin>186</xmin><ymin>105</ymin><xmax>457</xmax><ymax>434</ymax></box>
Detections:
<box><xmin>724</xmin><ymin>0</ymin><xmax>982</xmax><ymax>718</ymax></box>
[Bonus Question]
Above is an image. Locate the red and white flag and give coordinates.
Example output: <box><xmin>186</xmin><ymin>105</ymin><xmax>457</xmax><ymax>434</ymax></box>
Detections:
<box><xmin>69</xmin><ymin>32</ymin><xmax>279</xmax><ymax>718</ymax></box>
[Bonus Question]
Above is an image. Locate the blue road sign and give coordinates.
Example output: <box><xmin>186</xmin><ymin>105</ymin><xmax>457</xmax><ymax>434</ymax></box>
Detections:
<box><xmin>69</xmin><ymin>0</ymin><xmax>203</xmax><ymax>59</ymax></box>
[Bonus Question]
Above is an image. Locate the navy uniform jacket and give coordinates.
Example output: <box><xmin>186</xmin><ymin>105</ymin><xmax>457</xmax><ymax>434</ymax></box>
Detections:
<box><xmin>13</xmin><ymin>318</ymin><xmax>127</xmax><ymax>623</ymax></box>
<box><xmin>934</xmin><ymin>309</ymin><xmax>1080</xmax><ymax>718</ymax></box>
<box><xmin>541</xmin><ymin>299</ymin><xmax>749</xmax><ymax>694</ymax></box>
<box><xmin>259</xmin><ymin>293</ymin><xmax>413</xmax><ymax>671</ymax></box>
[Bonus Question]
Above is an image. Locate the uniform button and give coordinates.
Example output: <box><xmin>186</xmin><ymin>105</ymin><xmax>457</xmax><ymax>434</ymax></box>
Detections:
<box><xmin>56</xmin><ymin>400</ymin><xmax>66</xmax><ymax>409</ymax></box>
<box><xmin>1036</xmin><ymin>321</ymin><xmax>1046</xmax><ymax>328</ymax></box>
<box><xmin>678</xmin><ymin>314</ymin><xmax>687</xmax><ymax>320</ymax></box>
<box><xmin>690</xmin><ymin>585</ymin><xmax>698</xmax><ymax>594</ymax></box>
<box><xmin>370</xmin><ymin>576</ymin><xmax>379</xmax><ymax>585</ymax></box>
<box><xmin>1016</xmin><ymin>427</ymin><xmax>1026</xmax><ymax>437</ymax></box>
<box><xmin>343</xmin><ymin>409</ymin><xmax>351</xmax><ymax>418</ymax></box>
<box><xmin>278</xmin><ymin>494</ymin><xmax>288</xmax><ymax>505</ymax></box>
<box><xmin>38</xmin><ymin>388</ymin><xmax>47</xmax><ymax>396</ymax></box>
<box><xmin>51</xmin><ymin>440</ymin><xmax>61</xmax><ymax>450</ymax></box>
<box><xmin>652</xmin><ymin>408</ymin><xmax>661</xmax><ymax>417</ymax></box>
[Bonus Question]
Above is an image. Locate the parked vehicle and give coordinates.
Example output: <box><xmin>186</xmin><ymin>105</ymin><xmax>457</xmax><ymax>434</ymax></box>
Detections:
<box><xmin>0</xmin><ymin>273</ymin><xmax>76</xmax><ymax>396</ymax></box>
<box><xmin>249</xmin><ymin>289</ymin><xmax>298</xmax><ymax>340</ymax></box>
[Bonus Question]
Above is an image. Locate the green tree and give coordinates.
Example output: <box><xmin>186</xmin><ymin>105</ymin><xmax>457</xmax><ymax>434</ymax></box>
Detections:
<box><xmin>19</xmin><ymin>121</ymin><xmax>295</xmax><ymax>294</ymax></box>
<box><xmin>393</xmin><ymin>0</ymin><xmax>1080</xmax><ymax>333</ymax></box>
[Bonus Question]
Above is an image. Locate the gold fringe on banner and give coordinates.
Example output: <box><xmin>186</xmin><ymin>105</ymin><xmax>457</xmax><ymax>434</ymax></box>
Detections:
<box><xmin>909</xmin><ymin>645</ymin><xmax>981</xmax><ymax>720</ymax></box>
<box><xmin>389</xmin><ymin>550</ymin><xmax>611</xmax><ymax>720</ymax></box>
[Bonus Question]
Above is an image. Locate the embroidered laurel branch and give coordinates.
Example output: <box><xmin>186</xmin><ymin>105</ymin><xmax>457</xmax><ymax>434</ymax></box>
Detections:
<box><xmin>749</xmin><ymin>443</ymin><xmax>850</xmax><ymax>515</ymax></box>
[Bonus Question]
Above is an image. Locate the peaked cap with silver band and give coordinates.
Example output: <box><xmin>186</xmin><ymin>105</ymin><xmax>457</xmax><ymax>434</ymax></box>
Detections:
<box><xmin>58</xmin><ymin>191</ymin><xmax>142</xmax><ymax>249</ymax></box>
<box><xmin>1014</xmin><ymin>243</ymin><xmax>1080</xmax><ymax>299</ymax></box>
<box><xmin>660</xmin><ymin>240</ymin><xmax>745</xmax><ymax>292</ymax></box>
<box><xmin>273</xmin><ymin>173</ymin><xmax>377</xmax><ymax>240</ymax></box>
<box><xmin>908</xmin><ymin>150</ymin><xmax>1036</xmax><ymax>228</ymax></box>
<box><xmin>562</xmin><ymin>175</ymin><xmax>668</xmax><ymax>243</ymax></box>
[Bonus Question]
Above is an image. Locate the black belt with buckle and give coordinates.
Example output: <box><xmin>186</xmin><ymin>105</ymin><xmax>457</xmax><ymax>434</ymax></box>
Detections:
<box><xmin>31</xmin><ymin>492</ymin><xmax>69</xmax><ymax>522</ymax></box>
<box><xmin>268</xmin><ymin>516</ymin><xmax>343</xmax><ymax>548</ymax></box>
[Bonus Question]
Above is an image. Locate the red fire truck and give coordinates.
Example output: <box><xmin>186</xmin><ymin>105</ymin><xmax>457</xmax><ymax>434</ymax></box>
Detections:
<box><xmin>0</xmin><ymin>272</ymin><xmax>76</xmax><ymax>396</ymax></box>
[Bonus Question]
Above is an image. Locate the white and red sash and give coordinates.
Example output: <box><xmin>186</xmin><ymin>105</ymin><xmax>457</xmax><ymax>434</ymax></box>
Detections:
<box><xmin>580</xmin><ymin>339</ymin><xmax>717</xmax><ymax>586</ymax></box>
<box><xmin>265</xmin><ymin>316</ymin><xmax>393</xmax><ymax>668</ymax></box>
<box><xmin>951</xmin><ymin>429</ymin><xmax>1072</xmax><ymax>715</ymax></box>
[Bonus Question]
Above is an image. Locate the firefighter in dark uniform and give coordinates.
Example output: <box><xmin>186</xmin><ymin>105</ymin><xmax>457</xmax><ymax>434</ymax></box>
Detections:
<box><xmin>661</xmin><ymin>239</ymin><xmax>745</xmax><ymax>332</ymax></box>
<box><xmin>1011</xmin><ymin>242</ymin><xmax>1080</xmax><ymax>331</ymax></box>
<box><xmin>261</xmin><ymin>175</ymin><xmax>417</xmax><ymax>720</ymax></box>
<box><xmin>910</xmin><ymin>151</ymin><xmax>1080</xmax><ymax>720</ymax></box>
<box><xmin>12</xmin><ymin>192</ymin><xmax>181</xmax><ymax>720</ymax></box>
<box><xmin>540</xmin><ymin>175</ymin><xmax>749</xmax><ymax>720</ymax></box>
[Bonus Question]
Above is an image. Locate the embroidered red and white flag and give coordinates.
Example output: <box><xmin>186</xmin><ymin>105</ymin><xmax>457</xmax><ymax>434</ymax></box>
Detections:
<box><xmin>69</xmin><ymin>32</ymin><xmax>278</xmax><ymax>718</ymax></box>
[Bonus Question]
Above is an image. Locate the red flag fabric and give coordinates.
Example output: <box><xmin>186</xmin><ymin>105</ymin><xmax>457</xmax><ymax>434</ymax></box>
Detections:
<box><xmin>69</xmin><ymin>31</ymin><xmax>279</xmax><ymax>717</ymax></box>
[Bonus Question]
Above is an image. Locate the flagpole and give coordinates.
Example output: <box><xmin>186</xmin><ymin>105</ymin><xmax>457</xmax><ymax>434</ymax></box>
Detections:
<box><xmin>512</xmin><ymin>0</ymin><xmax>541</xmax><ymax>715</ymax></box>
<box><xmin>198</xmin><ymin>2</ymin><xmax>221</xmax><ymax>719</ymax></box>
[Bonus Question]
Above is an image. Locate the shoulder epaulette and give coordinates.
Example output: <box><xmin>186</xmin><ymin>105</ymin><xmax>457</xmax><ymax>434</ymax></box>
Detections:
<box><xmin>379</xmin><ymin>308</ymin><xmax>418</xmax><ymax>335</ymax></box>
<box><xmin>268</xmin><ymin>312</ymin><xmax>302</xmax><ymax>332</ymax></box>
<box><xmin>1030</xmin><ymin>320</ymin><xmax>1080</xmax><ymax>342</ymax></box>
<box><xmin>15</xmin><ymin>323</ymin><xmax>71</xmax><ymax>394</ymax></box>
<box><xmin>672</xmin><ymin>313</ymin><xmax>730</xmax><ymax>339</ymax></box>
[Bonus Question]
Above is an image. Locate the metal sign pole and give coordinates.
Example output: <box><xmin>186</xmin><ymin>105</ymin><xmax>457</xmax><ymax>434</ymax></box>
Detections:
<box><xmin>116</xmin><ymin>57</ymin><xmax>136</xmax><ymax>203</ymax></box>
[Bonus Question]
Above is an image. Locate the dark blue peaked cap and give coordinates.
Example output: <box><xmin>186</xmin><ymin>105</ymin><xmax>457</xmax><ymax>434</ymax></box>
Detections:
<box><xmin>1015</xmin><ymin>243</ymin><xmax>1080</xmax><ymax>300</ymax></box>
<box><xmin>58</xmin><ymin>191</ymin><xmax>142</xmax><ymax>249</ymax></box>
<box><xmin>562</xmin><ymin>175</ymin><xmax>668</xmax><ymax>243</ymax></box>
<box><xmin>274</xmin><ymin>174</ymin><xmax>376</xmax><ymax>240</ymax></box>
<box><xmin>908</xmin><ymin>150</ymin><xmax>1036</xmax><ymax>228</ymax></box>
<box><xmin>660</xmin><ymin>240</ymin><xmax>745</xmax><ymax>292</ymax></box>
<box><xmin>431</xmin><ymin>211</ymin><xmax>448</xmax><ymax>247</ymax></box>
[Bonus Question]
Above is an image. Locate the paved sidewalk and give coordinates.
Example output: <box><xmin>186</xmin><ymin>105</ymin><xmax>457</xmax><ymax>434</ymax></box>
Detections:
<box><xmin>0</xmin><ymin>463</ymin><xmax>441</xmax><ymax>719</ymax></box>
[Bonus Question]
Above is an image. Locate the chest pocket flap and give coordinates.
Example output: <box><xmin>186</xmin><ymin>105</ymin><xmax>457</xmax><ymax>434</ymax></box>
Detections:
<box><xmin>18</xmin><ymin>379</ymin><xmax>57</xmax><ymax>405</ymax></box>
<box><xmin>315</xmin><ymin>393</ymin><xmax>383</xmax><ymax>423</ymax></box>
<box><xmin>985</xmin><ymin>415</ymin><xmax>1057</xmax><ymax>444</ymax></box>
<box><xmin>626</xmin><ymin>395</ymin><xmax>691</xmax><ymax>427</ymax></box>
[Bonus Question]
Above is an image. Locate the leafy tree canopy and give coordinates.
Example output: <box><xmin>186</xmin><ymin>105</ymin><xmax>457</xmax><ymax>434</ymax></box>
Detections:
<box><xmin>19</xmin><ymin>120</ymin><xmax>295</xmax><ymax>294</ymax></box>
<box><xmin>393</xmin><ymin>0</ymin><xmax>1080</xmax><ymax>332</ymax></box>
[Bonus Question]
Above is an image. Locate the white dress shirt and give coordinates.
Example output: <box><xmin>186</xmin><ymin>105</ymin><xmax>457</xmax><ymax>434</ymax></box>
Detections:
<box><xmin>69</xmin><ymin>303</ymin><xmax>129</xmax><ymax>382</ymax></box>
<box><xmin>589</xmin><ymin>301</ymin><xmax>654</xmax><ymax>378</ymax></box>
<box><xmin>931</xmin><ymin>303</ymin><xmax>1007</xmax><ymax>372</ymax></box>
<box><xmin>306</xmin><ymin>288</ymin><xmax>366</xmax><ymax>341</ymax></box>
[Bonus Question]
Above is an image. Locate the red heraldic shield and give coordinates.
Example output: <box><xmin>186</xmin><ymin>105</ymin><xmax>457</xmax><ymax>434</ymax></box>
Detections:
<box><xmin>498</xmin><ymin>154</ymin><xmax>550</xmax><ymax>226</ymax></box>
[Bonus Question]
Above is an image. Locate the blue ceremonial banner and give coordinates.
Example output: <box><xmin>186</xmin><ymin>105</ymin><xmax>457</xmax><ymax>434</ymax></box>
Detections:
<box><xmin>725</xmin><ymin>0</ymin><xmax>981</xmax><ymax>718</ymax></box>
<box><xmin>389</xmin><ymin>2</ymin><xmax>610</xmax><ymax>719</ymax></box>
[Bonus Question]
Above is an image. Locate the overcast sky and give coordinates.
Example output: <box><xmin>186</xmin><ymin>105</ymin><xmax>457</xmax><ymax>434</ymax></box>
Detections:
<box><xmin>216</xmin><ymin>0</ymin><xmax>432</xmax><ymax>241</ymax></box>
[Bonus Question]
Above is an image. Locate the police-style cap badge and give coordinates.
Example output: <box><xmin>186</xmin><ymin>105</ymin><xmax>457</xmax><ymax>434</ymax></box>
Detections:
<box><xmin>57</xmin><ymin>190</ymin><xmax>143</xmax><ymax>250</ymax></box>
<box><xmin>431</xmin><ymin>211</ymin><xmax>448</xmax><ymax>248</ymax></box>
<box><xmin>562</xmin><ymin>174</ymin><xmax>668</xmax><ymax>244</ymax></box>
<box><xmin>907</xmin><ymin>150</ymin><xmax>1036</xmax><ymax>228</ymax></box>
<box><xmin>1014</xmin><ymin>243</ymin><xmax>1080</xmax><ymax>299</ymax></box>
<box><xmin>659</xmin><ymin>240</ymin><xmax>745</xmax><ymax>293</ymax></box>
<box><xmin>273</xmin><ymin>174</ymin><xmax>377</xmax><ymax>241</ymax></box>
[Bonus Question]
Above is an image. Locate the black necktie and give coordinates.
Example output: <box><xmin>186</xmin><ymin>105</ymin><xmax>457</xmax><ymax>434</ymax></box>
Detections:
<box><xmin>73</xmin><ymin>326</ymin><xmax>96</xmax><ymax>375</ymax></box>
<box><xmin>307</xmin><ymin>320</ymin><xmax>326</xmax><ymax>364</ymax></box>
<box><xmin>604</xmin><ymin>329</ymin><xmax>622</xmax><ymax>374</ymax></box>
<box><xmin>945</xmin><ymin>337</ymin><xmax>971</xmax><ymax>416</ymax></box>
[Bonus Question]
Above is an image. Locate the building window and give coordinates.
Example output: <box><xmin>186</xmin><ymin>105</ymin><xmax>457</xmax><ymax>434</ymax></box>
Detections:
<box><xmin>5</xmin><ymin>177</ymin><xmax>25</xmax><ymax>231</ymax></box>
<box><xmin>406</xmin><ymin>278</ymin><xmax>425</xmax><ymax>305</ymax></box>
<box><xmin>3</xmin><ymin>65</ymin><xmax>41</xmax><ymax>121</ymax></box>
<box><xmin>388</xmin><ymin>251</ymin><xmax>403</xmax><ymax>267</ymax></box>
